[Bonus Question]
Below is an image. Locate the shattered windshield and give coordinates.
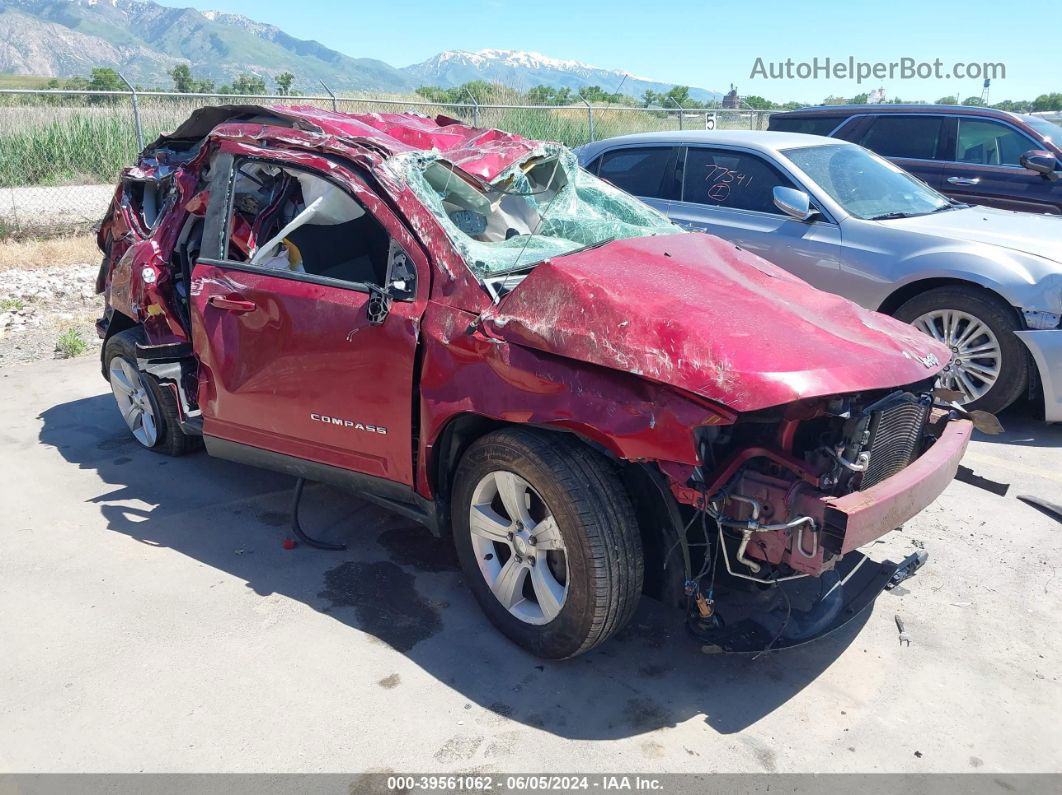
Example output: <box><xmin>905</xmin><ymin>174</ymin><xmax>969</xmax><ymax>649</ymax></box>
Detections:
<box><xmin>387</xmin><ymin>144</ymin><xmax>677</xmax><ymax>277</ymax></box>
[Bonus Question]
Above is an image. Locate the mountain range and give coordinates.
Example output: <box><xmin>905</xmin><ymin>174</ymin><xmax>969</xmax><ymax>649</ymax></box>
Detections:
<box><xmin>0</xmin><ymin>0</ymin><xmax>721</xmax><ymax>100</ymax></box>
<box><xmin>403</xmin><ymin>49</ymin><xmax>721</xmax><ymax>103</ymax></box>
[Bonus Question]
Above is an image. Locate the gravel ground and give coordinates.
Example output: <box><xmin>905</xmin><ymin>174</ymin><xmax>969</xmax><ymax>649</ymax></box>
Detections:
<box><xmin>0</xmin><ymin>262</ymin><xmax>103</xmax><ymax>367</ymax></box>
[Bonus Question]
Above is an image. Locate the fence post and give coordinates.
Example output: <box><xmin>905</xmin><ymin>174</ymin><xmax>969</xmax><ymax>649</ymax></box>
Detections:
<box><xmin>319</xmin><ymin>81</ymin><xmax>337</xmax><ymax>112</ymax></box>
<box><xmin>582</xmin><ymin>98</ymin><xmax>595</xmax><ymax>142</ymax></box>
<box><xmin>667</xmin><ymin>97</ymin><xmax>683</xmax><ymax>130</ymax></box>
<box><xmin>118</xmin><ymin>72</ymin><xmax>144</xmax><ymax>152</ymax></box>
<box><xmin>464</xmin><ymin>89</ymin><xmax>480</xmax><ymax>127</ymax></box>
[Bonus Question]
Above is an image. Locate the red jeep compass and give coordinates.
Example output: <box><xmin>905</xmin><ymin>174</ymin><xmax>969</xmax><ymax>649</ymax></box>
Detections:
<box><xmin>95</xmin><ymin>105</ymin><xmax>972</xmax><ymax>658</ymax></box>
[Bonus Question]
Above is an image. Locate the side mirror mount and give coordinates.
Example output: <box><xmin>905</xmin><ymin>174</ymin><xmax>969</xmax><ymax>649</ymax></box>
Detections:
<box><xmin>366</xmin><ymin>284</ymin><xmax>393</xmax><ymax>326</ymax></box>
<box><xmin>386</xmin><ymin>243</ymin><xmax>417</xmax><ymax>301</ymax></box>
<box><xmin>1020</xmin><ymin>149</ymin><xmax>1060</xmax><ymax>181</ymax></box>
<box><xmin>773</xmin><ymin>186</ymin><xmax>817</xmax><ymax>221</ymax></box>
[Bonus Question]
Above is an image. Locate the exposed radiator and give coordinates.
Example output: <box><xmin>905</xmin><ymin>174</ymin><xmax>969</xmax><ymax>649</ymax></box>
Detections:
<box><xmin>859</xmin><ymin>393</ymin><xmax>931</xmax><ymax>490</ymax></box>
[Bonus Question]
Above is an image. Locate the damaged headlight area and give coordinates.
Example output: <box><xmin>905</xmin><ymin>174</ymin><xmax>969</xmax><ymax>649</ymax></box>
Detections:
<box><xmin>386</xmin><ymin>144</ymin><xmax>676</xmax><ymax>282</ymax></box>
<box><xmin>669</xmin><ymin>380</ymin><xmax>971</xmax><ymax>652</ymax></box>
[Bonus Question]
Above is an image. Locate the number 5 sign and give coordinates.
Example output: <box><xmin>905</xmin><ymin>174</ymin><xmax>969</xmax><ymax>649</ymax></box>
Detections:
<box><xmin>704</xmin><ymin>113</ymin><xmax>717</xmax><ymax>131</ymax></box>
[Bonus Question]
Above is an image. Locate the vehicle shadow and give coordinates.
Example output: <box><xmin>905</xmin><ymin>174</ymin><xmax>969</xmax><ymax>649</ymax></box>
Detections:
<box><xmin>40</xmin><ymin>392</ymin><xmax>875</xmax><ymax>740</ymax></box>
<box><xmin>984</xmin><ymin>403</ymin><xmax>1062</xmax><ymax>448</ymax></box>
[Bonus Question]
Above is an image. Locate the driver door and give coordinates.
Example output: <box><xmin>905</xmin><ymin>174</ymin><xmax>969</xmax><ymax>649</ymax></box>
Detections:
<box><xmin>190</xmin><ymin>149</ymin><xmax>427</xmax><ymax>487</ymax></box>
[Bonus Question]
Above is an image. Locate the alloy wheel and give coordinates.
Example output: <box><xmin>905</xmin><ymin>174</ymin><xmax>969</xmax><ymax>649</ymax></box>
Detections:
<box><xmin>468</xmin><ymin>470</ymin><xmax>569</xmax><ymax>625</ymax></box>
<box><xmin>912</xmin><ymin>309</ymin><xmax>1002</xmax><ymax>404</ymax></box>
<box><xmin>109</xmin><ymin>357</ymin><xmax>159</xmax><ymax>447</ymax></box>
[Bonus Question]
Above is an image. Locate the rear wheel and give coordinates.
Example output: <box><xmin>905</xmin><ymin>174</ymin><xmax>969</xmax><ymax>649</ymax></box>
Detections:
<box><xmin>894</xmin><ymin>286</ymin><xmax>1028</xmax><ymax>414</ymax></box>
<box><xmin>451</xmin><ymin>428</ymin><xmax>643</xmax><ymax>659</ymax></box>
<box><xmin>104</xmin><ymin>327</ymin><xmax>201</xmax><ymax>456</ymax></box>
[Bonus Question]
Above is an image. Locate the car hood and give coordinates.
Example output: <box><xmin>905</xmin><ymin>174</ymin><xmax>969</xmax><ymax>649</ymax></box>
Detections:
<box><xmin>885</xmin><ymin>206</ymin><xmax>1062</xmax><ymax>264</ymax></box>
<box><xmin>479</xmin><ymin>233</ymin><xmax>949</xmax><ymax>412</ymax></box>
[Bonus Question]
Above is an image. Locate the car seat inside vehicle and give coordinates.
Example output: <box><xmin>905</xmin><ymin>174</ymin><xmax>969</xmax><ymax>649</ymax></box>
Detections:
<box><xmin>229</xmin><ymin>162</ymin><xmax>390</xmax><ymax>286</ymax></box>
<box><xmin>426</xmin><ymin>157</ymin><xmax>570</xmax><ymax>244</ymax></box>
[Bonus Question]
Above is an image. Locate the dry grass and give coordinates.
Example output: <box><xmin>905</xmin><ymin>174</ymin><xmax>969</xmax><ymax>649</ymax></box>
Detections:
<box><xmin>0</xmin><ymin>234</ymin><xmax>99</xmax><ymax>271</ymax></box>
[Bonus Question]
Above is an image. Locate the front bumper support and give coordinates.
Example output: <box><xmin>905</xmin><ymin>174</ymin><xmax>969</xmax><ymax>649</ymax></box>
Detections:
<box><xmin>820</xmin><ymin>419</ymin><xmax>973</xmax><ymax>555</ymax></box>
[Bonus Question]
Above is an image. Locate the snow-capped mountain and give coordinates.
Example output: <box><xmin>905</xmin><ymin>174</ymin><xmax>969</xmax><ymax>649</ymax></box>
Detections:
<box><xmin>0</xmin><ymin>1</ymin><xmax>721</xmax><ymax>101</ymax></box>
<box><xmin>0</xmin><ymin>0</ymin><xmax>413</xmax><ymax>91</ymax></box>
<box><xmin>403</xmin><ymin>49</ymin><xmax>721</xmax><ymax>102</ymax></box>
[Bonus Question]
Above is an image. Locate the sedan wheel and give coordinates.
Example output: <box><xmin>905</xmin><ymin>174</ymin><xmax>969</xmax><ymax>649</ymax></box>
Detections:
<box><xmin>109</xmin><ymin>356</ymin><xmax>159</xmax><ymax>447</ymax></box>
<box><xmin>468</xmin><ymin>470</ymin><xmax>568</xmax><ymax>625</ymax></box>
<box><xmin>894</xmin><ymin>285</ymin><xmax>1029</xmax><ymax>415</ymax></box>
<box><xmin>912</xmin><ymin>309</ymin><xmax>1001</xmax><ymax>404</ymax></box>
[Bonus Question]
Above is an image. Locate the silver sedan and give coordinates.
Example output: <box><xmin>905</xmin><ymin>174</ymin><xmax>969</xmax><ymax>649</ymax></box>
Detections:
<box><xmin>577</xmin><ymin>131</ymin><xmax>1062</xmax><ymax>419</ymax></box>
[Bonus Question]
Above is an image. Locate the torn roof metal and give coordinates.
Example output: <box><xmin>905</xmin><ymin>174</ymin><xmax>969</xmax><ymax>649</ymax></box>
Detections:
<box><xmin>150</xmin><ymin>104</ymin><xmax>540</xmax><ymax>181</ymax></box>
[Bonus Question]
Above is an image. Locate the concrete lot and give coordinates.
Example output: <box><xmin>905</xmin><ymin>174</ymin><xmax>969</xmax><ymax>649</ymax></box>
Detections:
<box><xmin>1</xmin><ymin>355</ymin><xmax>1060</xmax><ymax>774</ymax></box>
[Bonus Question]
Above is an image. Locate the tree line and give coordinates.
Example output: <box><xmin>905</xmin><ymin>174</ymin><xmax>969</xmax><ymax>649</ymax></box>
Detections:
<box><xmin>415</xmin><ymin>81</ymin><xmax>1062</xmax><ymax>113</ymax></box>
<box><xmin>43</xmin><ymin>66</ymin><xmax>298</xmax><ymax>96</ymax></box>
<box><xmin>34</xmin><ymin>69</ymin><xmax>1062</xmax><ymax>113</ymax></box>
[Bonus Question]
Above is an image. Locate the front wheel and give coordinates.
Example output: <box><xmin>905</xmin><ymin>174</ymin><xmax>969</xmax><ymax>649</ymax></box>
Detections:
<box><xmin>451</xmin><ymin>429</ymin><xmax>643</xmax><ymax>659</ymax></box>
<box><xmin>894</xmin><ymin>286</ymin><xmax>1028</xmax><ymax>414</ymax></box>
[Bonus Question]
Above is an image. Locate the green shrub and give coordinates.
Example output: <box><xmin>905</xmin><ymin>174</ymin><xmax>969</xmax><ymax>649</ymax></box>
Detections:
<box><xmin>55</xmin><ymin>327</ymin><xmax>89</xmax><ymax>358</ymax></box>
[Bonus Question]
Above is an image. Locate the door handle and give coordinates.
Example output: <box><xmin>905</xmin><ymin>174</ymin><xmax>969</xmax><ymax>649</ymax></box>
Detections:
<box><xmin>208</xmin><ymin>294</ymin><xmax>257</xmax><ymax>313</ymax></box>
<box><xmin>947</xmin><ymin>176</ymin><xmax>981</xmax><ymax>186</ymax></box>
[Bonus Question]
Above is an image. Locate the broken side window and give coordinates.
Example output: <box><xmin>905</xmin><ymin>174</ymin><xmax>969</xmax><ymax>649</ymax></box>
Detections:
<box><xmin>225</xmin><ymin>160</ymin><xmax>390</xmax><ymax>287</ymax></box>
<box><xmin>125</xmin><ymin>176</ymin><xmax>177</xmax><ymax>230</ymax></box>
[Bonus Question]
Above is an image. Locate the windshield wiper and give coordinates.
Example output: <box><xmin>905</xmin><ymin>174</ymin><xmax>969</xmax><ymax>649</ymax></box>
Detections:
<box><xmin>484</xmin><ymin>237</ymin><xmax>618</xmax><ymax>303</ymax></box>
<box><xmin>869</xmin><ymin>211</ymin><xmax>918</xmax><ymax>220</ymax></box>
<box><xmin>873</xmin><ymin>203</ymin><xmax>967</xmax><ymax>221</ymax></box>
<box><xmin>492</xmin><ymin>237</ymin><xmax>618</xmax><ymax>279</ymax></box>
<box><xmin>549</xmin><ymin>236</ymin><xmax>616</xmax><ymax>261</ymax></box>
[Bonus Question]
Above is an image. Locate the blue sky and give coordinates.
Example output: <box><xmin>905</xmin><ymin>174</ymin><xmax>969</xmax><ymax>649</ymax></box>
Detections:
<box><xmin>182</xmin><ymin>0</ymin><xmax>1059</xmax><ymax>102</ymax></box>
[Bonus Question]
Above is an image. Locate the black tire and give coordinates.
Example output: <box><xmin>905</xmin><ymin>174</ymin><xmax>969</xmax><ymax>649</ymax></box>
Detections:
<box><xmin>104</xmin><ymin>327</ymin><xmax>201</xmax><ymax>457</ymax></box>
<box><xmin>894</xmin><ymin>286</ymin><xmax>1028</xmax><ymax>414</ymax></box>
<box><xmin>451</xmin><ymin>428</ymin><xmax>643</xmax><ymax>659</ymax></box>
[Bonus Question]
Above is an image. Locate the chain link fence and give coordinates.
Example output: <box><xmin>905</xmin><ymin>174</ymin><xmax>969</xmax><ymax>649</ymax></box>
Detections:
<box><xmin>0</xmin><ymin>89</ymin><xmax>773</xmax><ymax>239</ymax></box>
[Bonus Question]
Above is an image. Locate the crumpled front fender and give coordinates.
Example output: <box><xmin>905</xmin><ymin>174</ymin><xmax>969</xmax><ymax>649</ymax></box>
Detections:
<box><xmin>416</xmin><ymin>302</ymin><xmax>732</xmax><ymax>497</ymax></box>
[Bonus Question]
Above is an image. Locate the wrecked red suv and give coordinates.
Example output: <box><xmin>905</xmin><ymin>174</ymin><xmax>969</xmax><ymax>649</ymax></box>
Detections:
<box><xmin>95</xmin><ymin>105</ymin><xmax>972</xmax><ymax>659</ymax></box>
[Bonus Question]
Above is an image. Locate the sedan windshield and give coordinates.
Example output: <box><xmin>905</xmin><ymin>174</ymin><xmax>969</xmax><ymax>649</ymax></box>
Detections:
<box><xmin>784</xmin><ymin>143</ymin><xmax>952</xmax><ymax>220</ymax></box>
<box><xmin>389</xmin><ymin>145</ymin><xmax>676</xmax><ymax>276</ymax></box>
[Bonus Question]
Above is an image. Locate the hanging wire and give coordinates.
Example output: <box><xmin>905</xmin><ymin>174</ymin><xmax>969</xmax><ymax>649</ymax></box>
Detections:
<box><xmin>511</xmin><ymin>162</ymin><xmax>564</xmax><ymax>270</ymax></box>
<box><xmin>752</xmin><ymin>583</ymin><xmax>792</xmax><ymax>661</ymax></box>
